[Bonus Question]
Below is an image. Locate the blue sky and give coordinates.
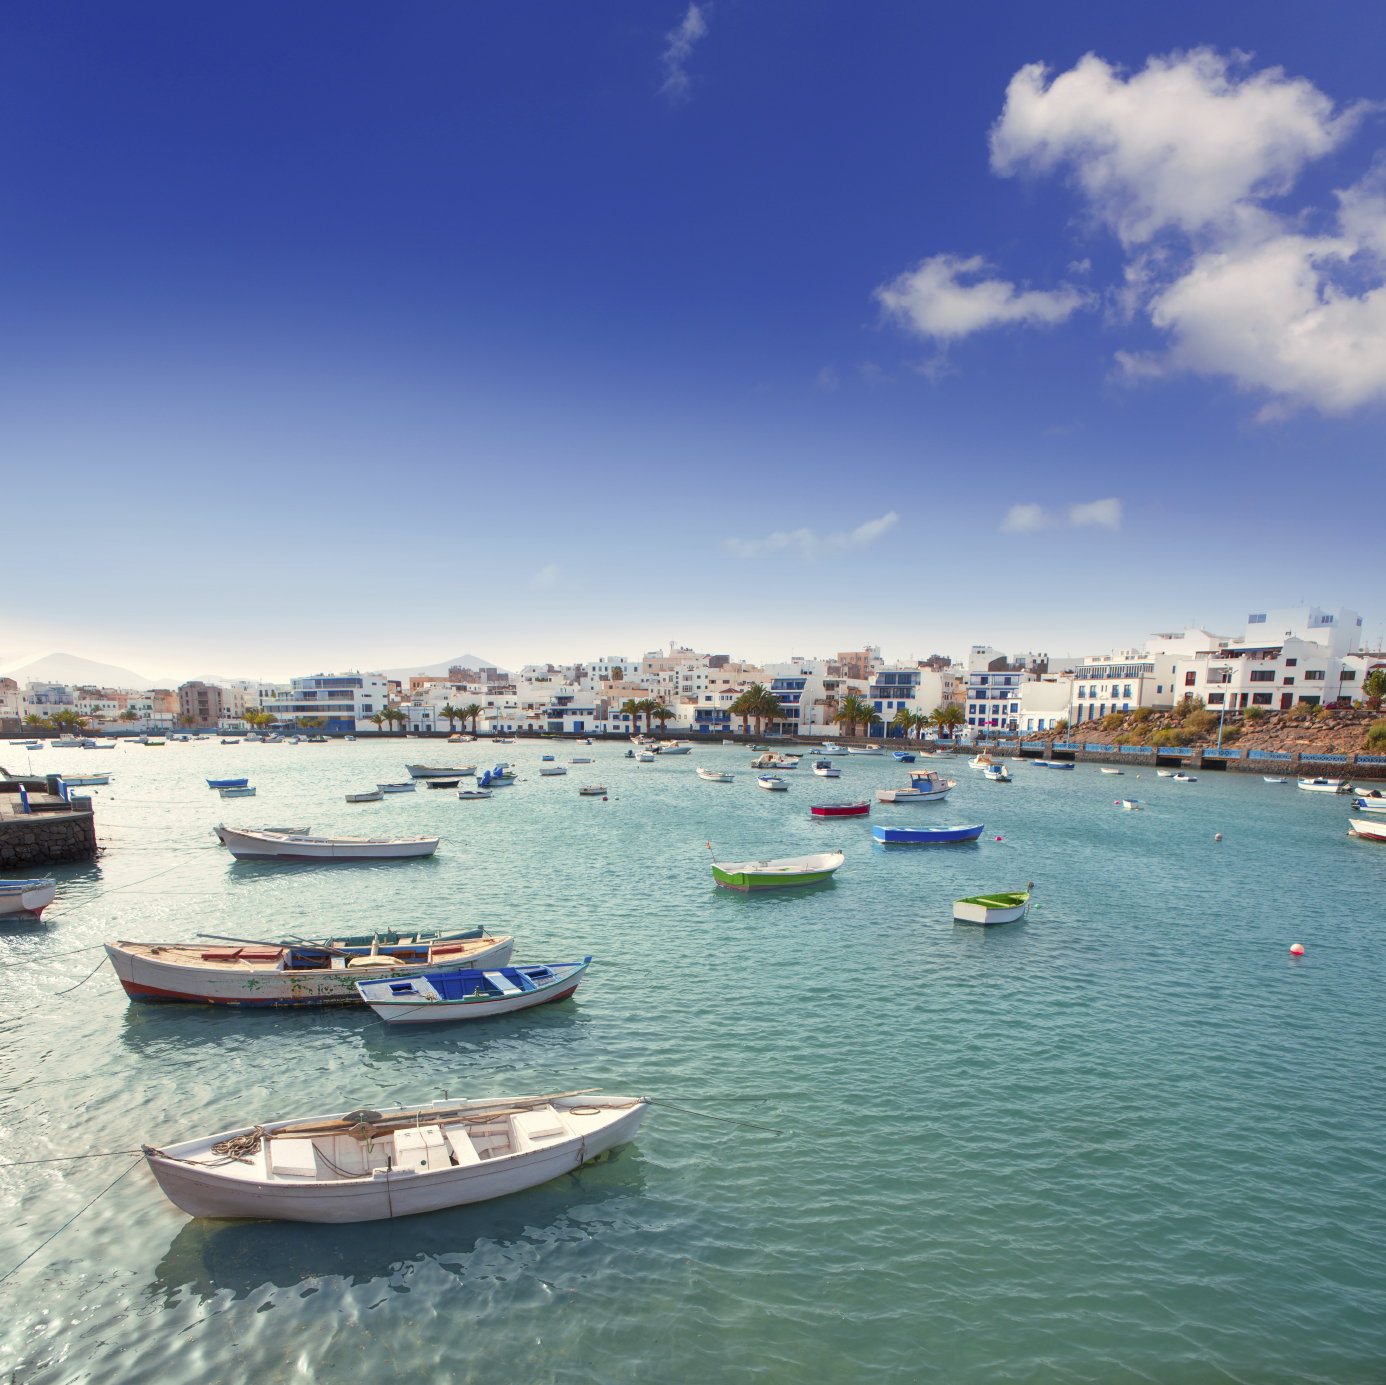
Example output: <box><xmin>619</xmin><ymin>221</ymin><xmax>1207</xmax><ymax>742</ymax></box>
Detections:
<box><xmin>3</xmin><ymin>2</ymin><xmax>1384</xmax><ymax>679</ymax></box>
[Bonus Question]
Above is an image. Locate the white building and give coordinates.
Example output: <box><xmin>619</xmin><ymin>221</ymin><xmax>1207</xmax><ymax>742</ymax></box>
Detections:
<box><xmin>1017</xmin><ymin>678</ymin><xmax>1073</xmax><ymax>734</ymax></box>
<box><xmin>1068</xmin><ymin>654</ymin><xmax>1181</xmax><ymax>726</ymax></box>
<box><xmin>263</xmin><ymin>672</ymin><xmax>391</xmax><ymax>732</ymax></box>
<box><xmin>963</xmin><ymin>648</ymin><xmax>1033</xmax><ymax>732</ymax></box>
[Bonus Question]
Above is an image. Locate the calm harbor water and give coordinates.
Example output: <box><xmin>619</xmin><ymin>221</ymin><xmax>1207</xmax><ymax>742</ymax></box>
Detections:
<box><xmin>2</xmin><ymin>739</ymin><xmax>1383</xmax><ymax>1384</ymax></box>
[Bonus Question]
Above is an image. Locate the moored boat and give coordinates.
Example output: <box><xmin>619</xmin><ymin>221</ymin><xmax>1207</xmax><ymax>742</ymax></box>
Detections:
<box><xmin>376</xmin><ymin>782</ymin><xmax>416</xmax><ymax>793</ymax></box>
<box><xmin>355</xmin><ymin>958</ymin><xmax>592</xmax><ymax>1024</ymax></box>
<box><xmin>214</xmin><ymin>826</ymin><xmax>440</xmax><ymax>860</ymax></box>
<box><xmin>578</xmin><ymin>785</ymin><xmax>607</xmax><ymax>796</ymax></box>
<box><xmin>1350</xmin><ymin>796</ymin><xmax>1386</xmax><ymax>813</ymax></box>
<box><xmin>953</xmin><ymin>884</ymin><xmax>1033</xmax><ymax>925</ymax></box>
<box><xmin>711</xmin><ymin>850</ymin><xmax>844</xmax><ymax>890</ymax></box>
<box><xmin>406</xmin><ymin>765</ymin><xmax>475</xmax><ymax>778</ymax></box>
<box><xmin>538</xmin><ymin>766</ymin><xmax>568</xmax><ymax>776</ymax></box>
<box><xmin>105</xmin><ymin>932</ymin><xmax>514</xmax><ymax>1006</ymax></box>
<box><xmin>1035</xmin><ymin>760</ymin><xmax>1074</xmax><ymax>770</ymax></box>
<box><xmin>811</xmin><ymin>760</ymin><xmax>840</xmax><ymax>778</ymax></box>
<box><xmin>1116</xmin><ymin>799</ymin><xmax>1142</xmax><ymax>810</ymax></box>
<box><xmin>1348</xmin><ymin>817</ymin><xmax>1386</xmax><ymax>842</ymax></box>
<box><xmin>219</xmin><ymin>785</ymin><xmax>256</xmax><ymax>797</ymax></box>
<box><xmin>1298</xmin><ymin>777</ymin><xmax>1350</xmax><ymax>793</ymax></box>
<box><xmin>757</xmin><ymin>776</ymin><xmax>789</xmax><ymax>791</ymax></box>
<box><xmin>983</xmin><ymin>765</ymin><xmax>1011</xmax><ymax>782</ymax></box>
<box><xmin>1262</xmin><ymin>777</ymin><xmax>1288</xmax><ymax>784</ymax></box>
<box><xmin>207</xmin><ymin>778</ymin><xmax>249</xmax><ymax>789</ymax></box>
<box><xmin>457</xmin><ymin>788</ymin><xmax>493</xmax><ymax>799</ymax></box>
<box><xmin>142</xmin><ymin>1089</ymin><xmax>648</xmax><ymax>1222</ymax></box>
<box><xmin>810</xmin><ymin>801</ymin><xmax>869</xmax><ymax>817</ymax></box>
<box><xmin>58</xmin><ymin>773</ymin><xmax>111</xmax><ymax>787</ymax></box>
<box><xmin>696</xmin><ymin>767</ymin><xmax>734</xmax><ymax>782</ymax></box>
<box><xmin>345</xmin><ymin>791</ymin><xmax>384</xmax><ymax>802</ymax></box>
<box><xmin>1172</xmin><ymin>773</ymin><xmax>1198</xmax><ymax>783</ymax></box>
<box><xmin>0</xmin><ymin>878</ymin><xmax>57</xmax><ymax>917</ymax></box>
<box><xmin>873</xmin><ymin>823</ymin><xmax>983</xmax><ymax>845</ymax></box>
<box><xmin>891</xmin><ymin>751</ymin><xmax>916</xmax><ymax>762</ymax></box>
<box><xmin>1099</xmin><ymin>767</ymin><xmax>1124</xmax><ymax>775</ymax></box>
<box><xmin>425</xmin><ymin>778</ymin><xmax>464</xmax><ymax>788</ymax></box>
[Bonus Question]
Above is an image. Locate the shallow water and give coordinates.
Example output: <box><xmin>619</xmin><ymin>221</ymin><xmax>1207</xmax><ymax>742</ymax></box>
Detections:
<box><xmin>2</xmin><ymin>740</ymin><xmax>1383</xmax><ymax>1383</ymax></box>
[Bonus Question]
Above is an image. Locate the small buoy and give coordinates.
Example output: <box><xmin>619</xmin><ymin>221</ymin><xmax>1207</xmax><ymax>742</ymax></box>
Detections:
<box><xmin>994</xmin><ymin>835</ymin><xmax>1002</xmax><ymax>841</ymax></box>
<box><xmin>1289</xmin><ymin>943</ymin><xmax>1305</xmax><ymax>956</ymax></box>
<box><xmin>1214</xmin><ymin>832</ymin><xmax>1223</xmax><ymax>841</ymax></box>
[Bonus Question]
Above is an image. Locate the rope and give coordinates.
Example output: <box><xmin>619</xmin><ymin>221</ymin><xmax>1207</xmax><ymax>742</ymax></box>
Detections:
<box><xmin>646</xmin><ymin>1099</ymin><xmax>788</xmax><ymax>1135</ymax></box>
<box><xmin>0</xmin><ymin>1157</ymin><xmax>142</xmax><ymax>1285</ymax></box>
<box><xmin>0</xmin><ymin>944</ymin><xmax>104</xmax><ymax>969</ymax></box>
<box><xmin>0</xmin><ymin>1149</ymin><xmax>141</xmax><ymax>1167</ymax></box>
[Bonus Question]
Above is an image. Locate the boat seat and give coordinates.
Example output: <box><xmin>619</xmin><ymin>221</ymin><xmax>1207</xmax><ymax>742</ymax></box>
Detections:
<box><xmin>393</xmin><ymin>1124</ymin><xmax>451</xmax><ymax>1173</ymax></box>
<box><xmin>442</xmin><ymin>1125</ymin><xmax>483</xmax><ymax>1166</ymax></box>
<box><xmin>269</xmin><ymin>1137</ymin><xmax>321</xmax><ymax>1179</ymax></box>
<box><xmin>513</xmin><ymin>1109</ymin><xmax>568</xmax><ymax>1147</ymax></box>
<box><xmin>482</xmin><ymin>971</ymin><xmax>523</xmax><ymax>997</ymax></box>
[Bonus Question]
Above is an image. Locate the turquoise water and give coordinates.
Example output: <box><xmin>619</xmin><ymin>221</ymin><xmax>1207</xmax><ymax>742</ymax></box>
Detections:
<box><xmin>2</xmin><ymin>740</ymin><xmax>1384</xmax><ymax>1384</ymax></box>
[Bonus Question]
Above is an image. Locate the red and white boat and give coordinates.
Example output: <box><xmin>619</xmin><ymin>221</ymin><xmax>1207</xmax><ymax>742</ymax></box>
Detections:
<box><xmin>0</xmin><ymin>878</ymin><xmax>56</xmax><ymax>917</ymax></box>
<box><xmin>1348</xmin><ymin>817</ymin><xmax>1386</xmax><ymax>842</ymax></box>
<box><xmin>809</xmin><ymin>801</ymin><xmax>869</xmax><ymax>817</ymax></box>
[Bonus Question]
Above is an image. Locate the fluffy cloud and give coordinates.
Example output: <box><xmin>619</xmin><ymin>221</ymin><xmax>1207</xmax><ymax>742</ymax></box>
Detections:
<box><xmin>990</xmin><ymin>50</ymin><xmax>1362</xmax><ymax>245</ymax></box>
<box><xmin>659</xmin><ymin>3</ymin><xmax>708</xmax><ymax>105</ymax></box>
<box><xmin>884</xmin><ymin>48</ymin><xmax>1386</xmax><ymax>417</ymax></box>
<box><xmin>724</xmin><ymin>511</ymin><xmax>900</xmax><ymax>560</ymax></box>
<box><xmin>875</xmin><ymin>254</ymin><xmax>1086</xmax><ymax>340</ymax></box>
<box><xmin>1000</xmin><ymin>499</ymin><xmax>1121</xmax><ymax>533</ymax></box>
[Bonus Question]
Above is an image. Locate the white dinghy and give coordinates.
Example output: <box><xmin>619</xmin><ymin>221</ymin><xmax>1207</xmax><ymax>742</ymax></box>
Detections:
<box><xmin>214</xmin><ymin>825</ymin><xmax>439</xmax><ymax>860</ymax></box>
<box><xmin>143</xmin><ymin>1089</ymin><xmax>649</xmax><ymax>1223</ymax></box>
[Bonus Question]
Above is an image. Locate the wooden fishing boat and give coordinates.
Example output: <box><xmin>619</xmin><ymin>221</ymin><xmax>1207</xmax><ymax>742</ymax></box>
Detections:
<box><xmin>968</xmin><ymin>753</ymin><xmax>995</xmax><ymax>769</ymax></box>
<box><xmin>711</xmin><ymin>850</ymin><xmax>844</xmax><ymax>891</ymax></box>
<box><xmin>891</xmin><ymin>751</ymin><xmax>916</xmax><ymax>762</ymax></box>
<box><xmin>1156</xmin><ymin>769</ymin><xmax>1176</xmax><ymax>777</ymax></box>
<box><xmin>213</xmin><ymin>825</ymin><xmax>309</xmax><ymax>841</ymax></box>
<box><xmin>1348</xmin><ymin>817</ymin><xmax>1386</xmax><ymax>842</ymax></box>
<box><xmin>456</xmin><ymin>788</ymin><xmax>493</xmax><ymax>799</ymax></box>
<box><xmin>406</xmin><ymin>764</ymin><xmax>476</xmax><ymax>778</ymax></box>
<box><xmin>105</xmin><ymin>932</ymin><xmax>513</xmax><ymax>1006</ymax></box>
<box><xmin>983</xmin><ymin>765</ymin><xmax>1011</xmax><ymax>782</ymax></box>
<box><xmin>1172</xmin><ymin>773</ymin><xmax>1198</xmax><ymax>783</ymax></box>
<box><xmin>425</xmin><ymin>778</ymin><xmax>464</xmax><ymax>788</ymax></box>
<box><xmin>356</xmin><ymin>958</ymin><xmax>592</xmax><ymax>1024</ymax></box>
<box><xmin>810</xmin><ymin>801</ymin><xmax>869</xmax><ymax>817</ymax></box>
<box><xmin>570</xmin><ymin>757</ymin><xmax>593</xmax><ymax>764</ymax></box>
<box><xmin>1352</xmin><ymin>786</ymin><xmax>1385</xmax><ymax>800</ymax></box>
<box><xmin>213</xmin><ymin>826</ymin><xmax>440</xmax><ymax>860</ymax></box>
<box><xmin>696</xmin><ymin>767</ymin><xmax>734</xmax><ymax>781</ymax></box>
<box><xmin>538</xmin><ymin>766</ymin><xmax>568</xmax><ymax>776</ymax></box>
<box><xmin>1298</xmin><ymin>777</ymin><xmax>1350</xmax><ymax>793</ymax></box>
<box><xmin>757</xmin><ymin>776</ymin><xmax>789</xmax><ymax>791</ymax></box>
<box><xmin>207</xmin><ymin>777</ymin><xmax>249</xmax><ymax>789</ymax></box>
<box><xmin>345</xmin><ymin>790</ymin><xmax>383</xmax><ymax>802</ymax></box>
<box><xmin>0</xmin><ymin>878</ymin><xmax>56</xmax><ymax>917</ymax></box>
<box><xmin>376</xmin><ymin>782</ymin><xmax>416</xmax><ymax>793</ymax></box>
<box><xmin>1262</xmin><ymin>777</ymin><xmax>1288</xmax><ymax>784</ymax></box>
<box><xmin>953</xmin><ymin>885</ymin><xmax>1033</xmax><ymax>925</ymax></box>
<box><xmin>577</xmin><ymin>785</ymin><xmax>607</xmax><ymax>796</ymax></box>
<box><xmin>142</xmin><ymin>1089</ymin><xmax>648</xmax><ymax>1222</ymax></box>
<box><xmin>58</xmin><ymin>773</ymin><xmax>111</xmax><ymax>787</ymax></box>
<box><xmin>219</xmin><ymin>786</ymin><xmax>256</xmax><ymax>798</ymax></box>
<box><xmin>1099</xmin><ymin>767</ymin><xmax>1124</xmax><ymax>775</ymax></box>
<box><xmin>1035</xmin><ymin>760</ymin><xmax>1074</xmax><ymax>770</ymax></box>
<box><xmin>873</xmin><ymin>823</ymin><xmax>983</xmax><ymax>845</ymax></box>
<box><xmin>1116</xmin><ymin>799</ymin><xmax>1142</xmax><ymax>810</ymax></box>
<box><xmin>1350</xmin><ymin>796</ymin><xmax>1386</xmax><ymax>813</ymax></box>
<box><xmin>811</xmin><ymin>760</ymin><xmax>840</xmax><ymax>778</ymax></box>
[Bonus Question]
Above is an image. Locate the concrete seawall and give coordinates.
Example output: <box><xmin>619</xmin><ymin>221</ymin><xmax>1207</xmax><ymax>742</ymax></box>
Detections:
<box><xmin>0</xmin><ymin>809</ymin><xmax>98</xmax><ymax>869</ymax></box>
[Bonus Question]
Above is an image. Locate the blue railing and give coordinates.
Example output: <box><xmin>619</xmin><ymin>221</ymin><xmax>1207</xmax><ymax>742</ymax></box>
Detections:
<box><xmin>1249</xmin><ymin>750</ymin><xmax>1295</xmax><ymax>760</ymax></box>
<box><xmin>1300</xmin><ymin>752</ymin><xmax>1349</xmax><ymax>762</ymax></box>
<box><xmin>1120</xmin><ymin>745</ymin><xmax>1152</xmax><ymax>753</ymax></box>
<box><xmin>1052</xmin><ymin>742</ymin><xmax>1078</xmax><ymax>751</ymax></box>
<box><xmin>1203</xmin><ymin>748</ymin><xmax>1242</xmax><ymax>758</ymax></box>
<box><xmin>1021</xmin><ymin>742</ymin><xmax>1045</xmax><ymax>750</ymax></box>
<box><xmin>1156</xmin><ymin>747</ymin><xmax>1195</xmax><ymax>756</ymax></box>
<box><xmin>1357</xmin><ymin>755</ymin><xmax>1386</xmax><ymax>765</ymax></box>
<box><xmin>1084</xmin><ymin>743</ymin><xmax>1107</xmax><ymax>751</ymax></box>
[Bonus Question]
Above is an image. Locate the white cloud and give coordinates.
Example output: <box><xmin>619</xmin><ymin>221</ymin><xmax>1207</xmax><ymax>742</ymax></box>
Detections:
<box><xmin>880</xmin><ymin>48</ymin><xmax>1386</xmax><ymax>417</ymax></box>
<box><xmin>723</xmin><ymin>511</ymin><xmax>900</xmax><ymax>560</ymax></box>
<box><xmin>659</xmin><ymin>3</ymin><xmax>708</xmax><ymax>106</ymax></box>
<box><xmin>1068</xmin><ymin>497</ymin><xmax>1122</xmax><ymax>530</ymax></box>
<box><xmin>1000</xmin><ymin>503</ymin><xmax>1050</xmax><ymax>533</ymax></box>
<box><xmin>990</xmin><ymin>50</ymin><xmax>1363</xmax><ymax>245</ymax></box>
<box><xmin>529</xmin><ymin>563</ymin><xmax>561</xmax><ymax>590</ymax></box>
<box><xmin>815</xmin><ymin>365</ymin><xmax>840</xmax><ymax>391</ymax></box>
<box><xmin>875</xmin><ymin>253</ymin><xmax>1086</xmax><ymax>340</ymax></box>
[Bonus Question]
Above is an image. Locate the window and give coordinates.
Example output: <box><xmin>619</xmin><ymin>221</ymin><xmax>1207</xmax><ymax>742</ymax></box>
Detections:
<box><xmin>1250</xmin><ymin>670</ymin><xmax>1274</xmax><ymax>682</ymax></box>
<box><xmin>1123</xmin><ymin>685</ymin><xmax>1132</xmax><ymax>698</ymax></box>
<box><xmin>1341</xmin><ymin>670</ymin><xmax>1357</xmax><ymax>681</ymax></box>
<box><xmin>1252</xmin><ymin>692</ymin><xmax>1273</xmax><ymax>705</ymax></box>
<box><xmin>1184</xmin><ymin>672</ymin><xmax>1197</xmax><ymax>686</ymax></box>
<box><xmin>1207</xmin><ymin>693</ymin><xmax>1225</xmax><ymax>705</ymax></box>
<box><xmin>1284</xmin><ymin>658</ymin><xmax>1297</xmax><ymax>667</ymax></box>
<box><xmin>1305</xmin><ymin>670</ymin><xmax>1324</xmax><ymax>681</ymax></box>
<box><xmin>1283</xmin><ymin>676</ymin><xmax>1294</xmax><ymax>685</ymax></box>
<box><xmin>1248</xmin><ymin>613</ymin><xmax>1266</xmax><ymax>623</ymax></box>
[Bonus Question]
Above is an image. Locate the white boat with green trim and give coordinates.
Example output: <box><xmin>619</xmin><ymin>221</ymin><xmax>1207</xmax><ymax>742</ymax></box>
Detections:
<box><xmin>711</xmin><ymin>850</ymin><xmax>844</xmax><ymax>891</ymax></box>
<box><xmin>953</xmin><ymin>884</ymin><xmax>1032</xmax><ymax>925</ymax></box>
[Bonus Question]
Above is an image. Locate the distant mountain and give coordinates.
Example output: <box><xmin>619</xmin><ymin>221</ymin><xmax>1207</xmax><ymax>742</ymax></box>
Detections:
<box><xmin>372</xmin><ymin>653</ymin><xmax>505</xmax><ymax>680</ymax></box>
<box><xmin>0</xmin><ymin>651</ymin><xmax>155</xmax><ymax>690</ymax></box>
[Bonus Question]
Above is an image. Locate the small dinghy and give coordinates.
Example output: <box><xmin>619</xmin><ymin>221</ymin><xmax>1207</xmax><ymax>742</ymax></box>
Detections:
<box><xmin>711</xmin><ymin>850</ymin><xmax>844</xmax><ymax>891</ymax></box>
<box><xmin>214</xmin><ymin>826</ymin><xmax>440</xmax><ymax>860</ymax></box>
<box><xmin>219</xmin><ymin>785</ymin><xmax>256</xmax><ymax>797</ymax></box>
<box><xmin>425</xmin><ymin>778</ymin><xmax>464</xmax><ymax>788</ymax></box>
<box><xmin>541</xmin><ymin>755</ymin><xmax>555</xmax><ymax>761</ymax></box>
<box><xmin>1350</xmin><ymin>795</ymin><xmax>1386</xmax><ymax>813</ymax></box>
<box><xmin>953</xmin><ymin>884</ymin><xmax>1033</xmax><ymax>925</ymax></box>
<box><xmin>457</xmin><ymin>788</ymin><xmax>494</xmax><ymax>799</ymax></box>
<box><xmin>1156</xmin><ymin>769</ymin><xmax>1176</xmax><ymax>777</ymax></box>
<box><xmin>538</xmin><ymin>766</ymin><xmax>568</xmax><ymax>776</ymax></box>
<box><xmin>1262</xmin><ymin>777</ymin><xmax>1288</xmax><ymax>784</ymax></box>
<box><xmin>696</xmin><ymin>767</ymin><xmax>734</xmax><ymax>782</ymax></box>
<box><xmin>59</xmin><ymin>773</ymin><xmax>111</xmax><ymax>787</ymax></box>
<box><xmin>811</xmin><ymin>760</ymin><xmax>840</xmax><ymax>778</ymax></box>
<box><xmin>891</xmin><ymin>751</ymin><xmax>916</xmax><ymax>762</ymax></box>
<box><xmin>0</xmin><ymin>878</ymin><xmax>57</xmax><ymax>917</ymax></box>
<box><xmin>207</xmin><ymin>778</ymin><xmax>249</xmax><ymax>789</ymax></box>
<box><xmin>1116</xmin><ymin>799</ymin><xmax>1142</xmax><ymax>810</ymax></box>
<box><xmin>571</xmin><ymin>757</ymin><xmax>593</xmax><ymax>764</ymax></box>
<box><xmin>873</xmin><ymin>823</ymin><xmax>984</xmax><ymax>845</ymax></box>
<box><xmin>810</xmin><ymin>801</ymin><xmax>869</xmax><ymax>817</ymax></box>
<box><xmin>345</xmin><ymin>790</ymin><xmax>384</xmax><ymax>803</ymax></box>
<box><xmin>1099</xmin><ymin>767</ymin><xmax>1124</xmax><ymax>775</ymax></box>
<box><xmin>757</xmin><ymin>776</ymin><xmax>789</xmax><ymax>791</ymax></box>
<box><xmin>406</xmin><ymin>765</ymin><xmax>475</xmax><ymax>779</ymax></box>
<box><xmin>1035</xmin><ymin>760</ymin><xmax>1075</xmax><ymax>770</ymax></box>
<box><xmin>143</xmin><ymin>1089</ymin><xmax>649</xmax><ymax>1222</ymax></box>
<box><xmin>1348</xmin><ymin>817</ymin><xmax>1386</xmax><ymax>842</ymax></box>
<box><xmin>983</xmin><ymin>765</ymin><xmax>1011</xmax><ymax>782</ymax></box>
<box><xmin>1172</xmin><ymin>773</ymin><xmax>1198</xmax><ymax>783</ymax></box>
<box><xmin>376</xmin><ymin>782</ymin><xmax>416</xmax><ymax>793</ymax></box>
<box><xmin>1298</xmin><ymin>777</ymin><xmax>1350</xmax><ymax>793</ymax></box>
<box><xmin>356</xmin><ymin>958</ymin><xmax>592</xmax><ymax>1024</ymax></box>
<box><xmin>578</xmin><ymin>785</ymin><xmax>607</xmax><ymax>796</ymax></box>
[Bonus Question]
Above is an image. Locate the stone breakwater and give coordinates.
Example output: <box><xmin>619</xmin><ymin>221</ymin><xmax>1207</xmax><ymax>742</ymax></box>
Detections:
<box><xmin>0</xmin><ymin>810</ymin><xmax>97</xmax><ymax>869</ymax></box>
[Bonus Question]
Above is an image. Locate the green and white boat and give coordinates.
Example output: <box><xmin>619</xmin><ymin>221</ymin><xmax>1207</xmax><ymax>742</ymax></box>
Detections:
<box><xmin>953</xmin><ymin>884</ymin><xmax>1032</xmax><ymax>925</ymax></box>
<box><xmin>711</xmin><ymin>850</ymin><xmax>844</xmax><ymax>891</ymax></box>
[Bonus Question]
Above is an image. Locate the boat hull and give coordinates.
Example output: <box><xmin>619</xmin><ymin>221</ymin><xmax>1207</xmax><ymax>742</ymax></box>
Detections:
<box><xmin>874</xmin><ymin>824</ymin><xmax>984</xmax><ymax>844</ymax></box>
<box><xmin>1348</xmin><ymin>818</ymin><xmax>1386</xmax><ymax>841</ymax></box>
<box><xmin>953</xmin><ymin>898</ymin><xmax>1029</xmax><ymax>925</ymax></box>
<box><xmin>712</xmin><ymin>867</ymin><xmax>836</xmax><ymax>890</ymax></box>
<box><xmin>0</xmin><ymin>882</ymin><xmax>56</xmax><ymax>917</ymax></box>
<box><xmin>358</xmin><ymin>963</ymin><xmax>589</xmax><ymax>1024</ymax></box>
<box><xmin>810</xmin><ymin>803</ymin><xmax>869</xmax><ymax>817</ymax></box>
<box><xmin>216</xmin><ymin>826</ymin><xmax>438</xmax><ymax>859</ymax></box>
<box><xmin>105</xmin><ymin>937</ymin><xmax>514</xmax><ymax>1006</ymax></box>
<box><xmin>144</xmin><ymin>1098</ymin><xmax>647</xmax><ymax>1222</ymax></box>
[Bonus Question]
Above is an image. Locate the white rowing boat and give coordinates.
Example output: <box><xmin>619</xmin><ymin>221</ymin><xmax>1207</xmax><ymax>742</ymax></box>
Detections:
<box><xmin>214</xmin><ymin>825</ymin><xmax>439</xmax><ymax>859</ymax></box>
<box><xmin>356</xmin><ymin>958</ymin><xmax>592</xmax><ymax>1024</ymax></box>
<box><xmin>143</xmin><ymin>1090</ymin><xmax>648</xmax><ymax>1222</ymax></box>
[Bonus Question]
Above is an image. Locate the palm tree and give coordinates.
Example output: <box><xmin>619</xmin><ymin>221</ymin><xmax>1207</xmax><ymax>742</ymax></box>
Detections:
<box><xmin>891</xmin><ymin>705</ymin><xmax>915</xmax><ymax>741</ymax></box>
<box><xmin>832</xmin><ymin>692</ymin><xmax>875</xmax><ymax>739</ymax></box>
<box><xmin>620</xmin><ymin>699</ymin><xmax>646</xmax><ymax>737</ymax></box>
<box><xmin>753</xmin><ymin>686</ymin><xmax>787</xmax><ymax>736</ymax></box>
<box><xmin>118</xmin><ymin>709</ymin><xmax>140</xmax><ymax>723</ymax></box>
<box><xmin>648</xmin><ymin>700</ymin><xmax>674</xmax><ymax>734</ymax></box>
<box><xmin>440</xmin><ymin>703</ymin><xmax>459</xmax><ymax>733</ymax></box>
<box><xmin>384</xmin><ymin>707</ymin><xmax>408</xmax><ymax>734</ymax></box>
<box><xmin>1364</xmin><ymin>668</ymin><xmax>1386</xmax><ymax>712</ymax></box>
<box><xmin>23</xmin><ymin>713</ymin><xmax>52</xmax><ymax>734</ymax></box>
<box><xmin>460</xmin><ymin>703</ymin><xmax>483</xmax><ymax>734</ymax></box>
<box><xmin>368</xmin><ymin>713</ymin><xmax>386</xmax><ymax>734</ymax></box>
<box><xmin>728</xmin><ymin>692</ymin><xmax>753</xmax><ymax>736</ymax></box>
<box><xmin>932</xmin><ymin>703</ymin><xmax>965</xmax><ymax>740</ymax></box>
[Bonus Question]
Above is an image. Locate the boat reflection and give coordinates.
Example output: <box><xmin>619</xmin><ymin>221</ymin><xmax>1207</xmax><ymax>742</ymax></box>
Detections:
<box><xmin>147</xmin><ymin>1145</ymin><xmax>647</xmax><ymax>1303</ymax></box>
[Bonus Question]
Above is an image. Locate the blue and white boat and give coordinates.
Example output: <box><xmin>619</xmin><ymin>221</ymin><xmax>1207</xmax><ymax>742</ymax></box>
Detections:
<box><xmin>892</xmin><ymin>751</ymin><xmax>916</xmax><ymax>762</ymax></box>
<box><xmin>873</xmin><ymin>823</ymin><xmax>985</xmax><ymax>845</ymax></box>
<box><xmin>1034</xmin><ymin>760</ymin><xmax>1075</xmax><ymax>770</ymax></box>
<box><xmin>206</xmin><ymin>777</ymin><xmax>249</xmax><ymax>789</ymax></box>
<box><xmin>0</xmin><ymin>878</ymin><xmax>57</xmax><ymax>917</ymax></box>
<box><xmin>355</xmin><ymin>958</ymin><xmax>592</xmax><ymax>1025</ymax></box>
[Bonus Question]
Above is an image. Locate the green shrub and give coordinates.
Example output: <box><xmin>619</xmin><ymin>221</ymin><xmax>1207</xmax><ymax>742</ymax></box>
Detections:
<box><xmin>1151</xmin><ymin>727</ymin><xmax>1192</xmax><ymax>747</ymax></box>
<box><xmin>1242</xmin><ymin>706</ymin><xmax>1266</xmax><ymax>722</ymax></box>
<box><xmin>1129</xmin><ymin>707</ymin><xmax>1154</xmax><ymax>723</ymax></box>
<box><xmin>1366</xmin><ymin>721</ymin><xmax>1386</xmax><ymax>752</ymax></box>
<box><xmin>1101</xmin><ymin>712</ymin><xmax>1125</xmax><ymax>730</ymax></box>
<box><xmin>1184</xmin><ymin>709</ymin><xmax>1219</xmax><ymax>736</ymax></box>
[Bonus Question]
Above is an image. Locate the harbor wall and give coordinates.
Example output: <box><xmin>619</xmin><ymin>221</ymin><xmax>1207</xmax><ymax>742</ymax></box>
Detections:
<box><xmin>0</xmin><ymin>809</ymin><xmax>98</xmax><ymax>869</ymax></box>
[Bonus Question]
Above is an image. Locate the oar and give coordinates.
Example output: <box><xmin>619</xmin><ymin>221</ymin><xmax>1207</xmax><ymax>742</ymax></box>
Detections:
<box><xmin>195</xmin><ymin>932</ymin><xmax>354</xmax><ymax>959</ymax></box>
<box><xmin>274</xmin><ymin>1089</ymin><xmax>605</xmax><ymax>1137</ymax></box>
